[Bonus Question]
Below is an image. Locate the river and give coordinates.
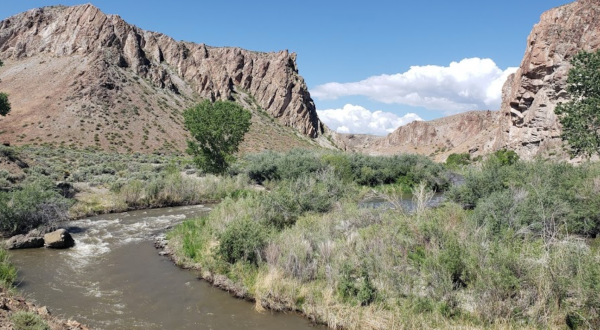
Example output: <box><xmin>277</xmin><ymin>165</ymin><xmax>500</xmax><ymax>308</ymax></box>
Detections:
<box><xmin>9</xmin><ymin>205</ymin><xmax>325</xmax><ymax>330</ymax></box>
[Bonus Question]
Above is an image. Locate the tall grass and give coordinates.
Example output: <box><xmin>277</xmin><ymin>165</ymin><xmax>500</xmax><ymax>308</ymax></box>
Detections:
<box><xmin>169</xmin><ymin>157</ymin><xmax>600</xmax><ymax>329</ymax></box>
<box><xmin>0</xmin><ymin>248</ymin><xmax>17</xmax><ymax>287</ymax></box>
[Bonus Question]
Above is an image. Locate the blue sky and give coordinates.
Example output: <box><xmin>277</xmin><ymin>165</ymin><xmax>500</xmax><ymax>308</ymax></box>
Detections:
<box><xmin>1</xmin><ymin>1</ymin><xmax>570</xmax><ymax>134</ymax></box>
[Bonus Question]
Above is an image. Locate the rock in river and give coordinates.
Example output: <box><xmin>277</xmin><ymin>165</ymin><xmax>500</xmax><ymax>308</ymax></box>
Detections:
<box><xmin>5</xmin><ymin>235</ymin><xmax>45</xmax><ymax>250</ymax></box>
<box><xmin>44</xmin><ymin>229</ymin><xmax>75</xmax><ymax>249</ymax></box>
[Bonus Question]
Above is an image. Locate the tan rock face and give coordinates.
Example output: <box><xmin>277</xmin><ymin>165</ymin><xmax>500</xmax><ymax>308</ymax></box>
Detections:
<box><xmin>497</xmin><ymin>0</ymin><xmax>600</xmax><ymax>159</ymax></box>
<box><xmin>0</xmin><ymin>4</ymin><xmax>322</xmax><ymax>143</ymax></box>
<box><xmin>335</xmin><ymin>111</ymin><xmax>500</xmax><ymax>161</ymax></box>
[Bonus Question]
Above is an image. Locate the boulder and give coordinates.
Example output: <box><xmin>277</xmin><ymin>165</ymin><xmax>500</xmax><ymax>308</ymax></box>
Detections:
<box><xmin>5</xmin><ymin>235</ymin><xmax>44</xmax><ymax>250</ymax></box>
<box><xmin>27</xmin><ymin>226</ymin><xmax>57</xmax><ymax>238</ymax></box>
<box><xmin>44</xmin><ymin>229</ymin><xmax>75</xmax><ymax>249</ymax></box>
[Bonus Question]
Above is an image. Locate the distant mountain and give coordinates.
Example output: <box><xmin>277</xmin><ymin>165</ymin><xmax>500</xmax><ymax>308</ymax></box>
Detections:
<box><xmin>0</xmin><ymin>4</ymin><xmax>332</xmax><ymax>153</ymax></box>
<box><xmin>333</xmin><ymin>111</ymin><xmax>499</xmax><ymax>161</ymax></box>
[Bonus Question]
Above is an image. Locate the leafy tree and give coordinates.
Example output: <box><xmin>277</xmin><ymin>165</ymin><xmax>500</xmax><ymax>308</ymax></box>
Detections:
<box><xmin>0</xmin><ymin>59</ymin><xmax>10</xmax><ymax>117</ymax></box>
<box><xmin>183</xmin><ymin>100</ymin><xmax>251</xmax><ymax>174</ymax></box>
<box><xmin>555</xmin><ymin>50</ymin><xmax>600</xmax><ymax>157</ymax></box>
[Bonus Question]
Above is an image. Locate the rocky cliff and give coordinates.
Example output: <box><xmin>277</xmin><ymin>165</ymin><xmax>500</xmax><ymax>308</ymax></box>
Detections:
<box><xmin>497</xmin><ymin>0</ymin><xmax>600</xmax><ymax>159</ymax></box>
<box><xmin>335</xmin><ymin>111</ymin><xmax>500</xmax><ymax>161</ymax></box>
<box><xmin>0</xmin><ymin>4</ymin><xmax>326</xmax><ymax>153</ymax></box>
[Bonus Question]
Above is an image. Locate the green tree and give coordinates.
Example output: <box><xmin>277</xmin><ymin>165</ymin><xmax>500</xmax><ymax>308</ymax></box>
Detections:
<box><xmin>183</xmin><ymin>100</ymin><xmax>251</xmax><ymax>174</ymax></box>
<box><xmin>555</xmin><ymin>50</ymin><xmax>600</xmax><ymax>157</ymax></box>
<box><xmin>0</xmin><ymin>59</ymin><xmax>10</xmax><ymax>117</ymax></box>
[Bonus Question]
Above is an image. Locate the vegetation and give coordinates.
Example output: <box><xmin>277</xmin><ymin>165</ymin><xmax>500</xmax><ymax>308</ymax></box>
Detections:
<box><xmin>10</xmin><ymin>311</ymin><xmax>51</xmax><ymax>330</ymax></box>
<box><xmin>0</xmin><ymin>145</ymin><xmax>250</xmax><ymax>233</ymax></box>
<box><xmin>237</xmin><ymin>149</ymin><xmax>448</xmax><ymax>192</ymax></box>
<box><xmin>184</xmin><ymin>100</ymin><xmax>251</xmax><ymax>174</ymax></box>
<box><xmin>167</xmin><ymin>149</ymin><xmax>600</xmax><ymax>329</ymax></box>
<box><xmin>4</xmin><ymin>140</ymin><xmax>600</xmax><ymax>329</ymax></box>
<box><xmin>445</xmin><ymin>152</ymin><xmax>471</xmax><ymax>167</ymax></box>
<box><xmin>0</xmin><ymin>178</ymin><xmax>72</xmax><ymax>236</ymax></box>
<box><xmin>0</xmin><ymin>59</ymin><xmax>10</xmax><ymax>117</ymax></box>
<box><xmin>555</xmin><ymin>50</ymin><xmax>600</xmax><ymax>157</ymax></box>
<box><xmin>0</xmin><ymin>248</ymin><xmax>17</xmax><ymax>287</ymax></box>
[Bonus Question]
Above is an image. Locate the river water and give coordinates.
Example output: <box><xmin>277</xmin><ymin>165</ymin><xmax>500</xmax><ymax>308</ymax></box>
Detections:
<box><xmin>9</xmin><ymin>205</ymin><xmax>325</xmax><ymax>330</ymax></box>
<box><xmin>359</xmin><ymin>193</ymin><xmax>445</xmax><ymax>210</ymax></box>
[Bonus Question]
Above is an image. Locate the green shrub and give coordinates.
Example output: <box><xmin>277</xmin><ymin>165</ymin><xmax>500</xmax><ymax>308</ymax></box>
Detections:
<box><xmin>454</xmin><ymin>159</ymin><xmax>600</xmax><ymax>236</ymax></box>
<box><xmin>0</xmin><ymin>177</ymin><xmax>72</xmax><ymax>236</ymax></box>
<box><xmin>0</xmin><ymin>248</ymin><xmax>16</xmax><ymax>286</ymax></box>
<box><xmin>238</xmin><ymin>149</ymin><xmax>449</xmax><ymax>190</ymax></box>
<box><xmin>10</xmin><ymin>311</ymin><xmax>50</xmax><ymax>330</ymax></box>
<box><xmin>262</xmin><ymin>169</ymin><xmax>349</xmax><ymax>229</ymax></box>
<box><xmin>490</xmin><ymin>149</ymin><xmax>519</xmax><ymax>166</ymax></box>
<box><xmin>217</xmin><ymin>217</ymin><xmax>271</xmax><ymax>265</ymax></box>
<box><xmin>438</xmin><ymin>237</ymin><xmax>471</xmax><ymax>289</ymax></box>
<box><xmin>445</xmin><ymin>153</ymin><xmax>471</xmax><ymax>167</ymax></box>
<box><xmin>447</xmin><ymin>157</ymin><xmax>511</xmax><ymax>209</ymax></box>
<box><xmin>337</xmin><ymin>263</ymin><xmax>377</xmax><ymax>306</ymax></box>
<box><xmin>0</xmin><ymin>145</ymin><xmax>17</xmax><ymax>160</ymax></box>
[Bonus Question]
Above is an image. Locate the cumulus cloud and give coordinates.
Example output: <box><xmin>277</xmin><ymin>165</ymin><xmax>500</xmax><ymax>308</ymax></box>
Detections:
<box><xmin>312</xmin><ymin>58</ymin><xmax>518</xmax><ymax>113</ymax></box>
<box><xmin>317</xmin><ymin>104</ymin><xmax>422</xmax><ymax>136</ymax></box>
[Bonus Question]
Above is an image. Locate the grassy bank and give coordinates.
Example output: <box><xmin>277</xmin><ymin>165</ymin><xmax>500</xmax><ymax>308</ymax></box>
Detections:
<box><xmin>0</xmin><ymin>145</ymin><xmax>253</xmax><ymax>235</ymax></box>
<box><xmin>168</xmin><ymin>152</ymin><xmax>600</xmax><ymax>329</ymax></box>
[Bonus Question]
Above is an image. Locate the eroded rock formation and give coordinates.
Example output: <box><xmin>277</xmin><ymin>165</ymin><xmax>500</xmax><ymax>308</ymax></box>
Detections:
<box><xmin>335</xmin><ymin>111</ymin><xmax>500</xmax><ymax>161</ymax></box>
<box><xmin>0</xmin><ymin>4</ymin><xmax>325</xmax><ymax>153</ymax></box>
<box><xmin>497</xmin><ymin>0</ymin><xmax>600</xmax><ymax>159</ymax></box>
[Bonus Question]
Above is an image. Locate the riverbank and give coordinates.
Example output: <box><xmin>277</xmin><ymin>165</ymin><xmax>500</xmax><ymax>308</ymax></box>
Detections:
<box><xmin>0</xmin><ymin>247</ymin><xmax>90</xmax><ymax>329</ymax></box>
<box><xmin>9</xmin><ymin>205</ymin><xmax>323</xmax><ymax>330</ymax></box>
<box><xmin>0</xmin><ymin>288</ymin><xmax>90</xmax><ymax>330</ymax></box>
<box><xmin>165</xmin><ymin>153</ymin><xmax>600</xmax><ymax>330</ymax></box>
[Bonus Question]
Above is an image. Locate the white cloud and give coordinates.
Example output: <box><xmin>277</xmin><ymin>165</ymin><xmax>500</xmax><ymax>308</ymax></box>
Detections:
<box><xmin>312</xmin><ymin>58</ymin><xmax>518</xmax><ymax>114</ymax></box>
<box><xmin>317</xmin><ymin>104</ymin><xmax>422</xmax><ymax>136</ymax></box>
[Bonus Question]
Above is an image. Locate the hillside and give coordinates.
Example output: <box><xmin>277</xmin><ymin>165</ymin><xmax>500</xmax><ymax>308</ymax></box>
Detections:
<box><xmin>336</xmin><ymin>0</ymin><xmax>600</xmax><ymax>162</ymax></box>
<box><xmin>334</xmin><ymin>110</ymin><xmax>500</xmax><ymax>161</ymax></box>
<box><xmin>0</xmin><ymin>4</ymin><xmax>333</xmax><ymax>154</ymax></box>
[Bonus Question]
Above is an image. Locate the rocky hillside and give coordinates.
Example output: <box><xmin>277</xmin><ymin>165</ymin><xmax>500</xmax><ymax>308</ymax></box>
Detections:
<box><xmin>335</xmin><ymin>111</ymin><xmax>500</xmax><ymax>161</ymax></box>
<box><xmin>496</xmin><ymin>0</ymin><xmax>600</xmax><ymax>160</ymax></box>
<box><xmin>0</xmin><ymin>4</ymin><xmax>330</xmax><ymax>153</ymax></box>
<box><xmin>339</xmin><ymin>0</ymin><xmax>600</xmax><ymax>162</ymax></box>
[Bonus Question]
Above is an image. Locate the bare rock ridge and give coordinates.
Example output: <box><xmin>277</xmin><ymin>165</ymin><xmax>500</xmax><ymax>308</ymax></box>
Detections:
<box><xmin>335</xmin><ymin>111</ymin><xmax>500</xmax><ymax>161</ymax></box>
<box><xmin>497</xmin><ymin>0</ymin><xmax>600</xmax><ymax>159</ymax></box>
<box><xmin>0</xmin><ymin>4</ymin><xmax>323</xmax><ymax>152</ymax></box>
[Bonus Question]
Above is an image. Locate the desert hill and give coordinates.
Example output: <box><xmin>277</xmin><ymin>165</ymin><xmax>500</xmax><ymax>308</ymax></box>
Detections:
<box><xmin>0</xmin><ymin>4</ymin><xmax>332</xmax><ymax>154</ymax></box>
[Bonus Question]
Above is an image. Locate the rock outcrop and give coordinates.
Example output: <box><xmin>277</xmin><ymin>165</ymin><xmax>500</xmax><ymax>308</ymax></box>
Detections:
<box><xmin>0</xmin><ymin>4</ymin><xmax>327</xmax><ymax>153</ymax></box>
<box><xmin>497</xmin><ymin>0</ymin><xmax>600</xmax><ymax>159</ymax></box>
<box><xmin>44</xmin><ymin>229</ymin><xmax>75</xmax><ymax>249</ymax></box>
<box><xmin>336</xmin><ymin>111</ymin><xmax>500</xmax><ymax>161</ymax></box>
